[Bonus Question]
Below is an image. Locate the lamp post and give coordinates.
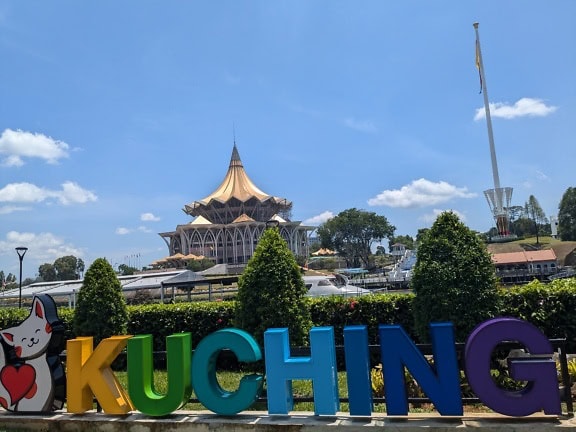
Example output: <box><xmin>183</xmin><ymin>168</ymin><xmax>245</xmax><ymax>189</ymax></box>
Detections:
<box><xmin>265</xmin><ymin>219</ymin><xmax>280</xmax><ymax>230</ymax></box>
<box><xmin>15</xmin><ymin>246</ymin><xmax>28</xmax><ymax>309</ymax></box>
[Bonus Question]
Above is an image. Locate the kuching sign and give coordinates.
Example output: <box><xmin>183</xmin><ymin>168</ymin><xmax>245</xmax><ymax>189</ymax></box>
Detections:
<box><xmin>0</xmin><ymin>295</ymin><xmax>562</xmax><ymax>417</ymax></box>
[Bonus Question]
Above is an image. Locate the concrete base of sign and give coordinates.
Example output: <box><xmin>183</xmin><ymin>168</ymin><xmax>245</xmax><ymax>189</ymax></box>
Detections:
<box><xmin>0</xmin><ymin>411</ymin><xmax>574</xmax><ymax>432</ymax></box>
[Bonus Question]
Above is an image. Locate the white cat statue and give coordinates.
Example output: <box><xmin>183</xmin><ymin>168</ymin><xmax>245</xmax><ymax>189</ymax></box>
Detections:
<box><xmin>0</xmin><ymin>295</ymin><xmax>65</xmax><ymax>412</ymax></box>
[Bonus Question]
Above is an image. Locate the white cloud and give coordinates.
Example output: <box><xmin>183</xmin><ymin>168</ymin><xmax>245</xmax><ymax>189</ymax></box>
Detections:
<box><xmin>535</xmin><ymin>170</ymin><xmax>550</xmax><ymax>181</ymax></box>
<box><xmin>474</xmin><ymin>98</ymin><xmax>557</xmax><ymax>121</ymax></box>
<box><xmin>0</xmin><ymin>205</ymin><xmax>30</xmax><ymax>215</ymax></box>
<box><xmin>59</xmin><ymin>182</ymin><xmax>98</xmax><ymax>204</ymax></box>
<box><xmin>0</xmin><ymin>129</ymin><xmax>70</xmax><ymax>166</ymax></box>
<box><xmin>420</xmin><ymin>209</ymin><xmax>467</xmax><ymax>224</ymax></box>
<box><xmin>141</xmin><ymin>212</ymin><xmax>160</xmax><ymax>222</ymax></box>
<box><xmin>117</xmin><ymin>224</ymin><xmax>154</xmax><ymax>235</ymax></box>
<box><xmin>0</xmin><ymin>182</ymin><xmax>97</xmax><ymax>205</ymax></box>
<box><xmin>304</xmin><ymin>211</ymin><xmax>334</xmax><ymax>225</ymax></box>
<box><xmin>343</xmin><ymin>117</ymin><xmax>377</xmax><ymax>133</ymax></box>
<box><xmin>368</xmin><ymin>178</ymin><xmax>476</xmax><ymax>208</ymax></box>
<box><xmin>0</xmin><ymin>231</ymin><xmax>83</xmax><ymax>262</ymax></box>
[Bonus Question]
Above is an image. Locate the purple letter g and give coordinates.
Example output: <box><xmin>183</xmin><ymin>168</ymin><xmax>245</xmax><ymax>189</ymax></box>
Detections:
<box><xmin>465</xmin><ymin>317</ymin><xmax>560</xmax><ymax>416</ymax></box>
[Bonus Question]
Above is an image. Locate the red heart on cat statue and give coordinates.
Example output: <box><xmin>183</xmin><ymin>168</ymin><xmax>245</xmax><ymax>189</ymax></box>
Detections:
<box><xmin>0</xmin><ymin>364</ymin><xmax>36</xmax><ymax>405</ymax></box>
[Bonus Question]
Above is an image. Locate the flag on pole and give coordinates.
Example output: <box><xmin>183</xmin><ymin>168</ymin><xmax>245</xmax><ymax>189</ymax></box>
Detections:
<box><xmin>475</xmin><ymin>39</ymin><xmax>483</xmax><ymax>94</ymax></box>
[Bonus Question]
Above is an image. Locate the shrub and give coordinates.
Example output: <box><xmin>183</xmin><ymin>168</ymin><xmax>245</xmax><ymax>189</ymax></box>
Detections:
<box><xmin>411</xmin><ymin>211</ymin><xmax>500</xmax><ymax>342</ymax></box>
<box><xmin>309</xmin><ymin>293</ymin><xmax>415</xmax><ymax>345</ymax></box>
<box><xmin>127</xmin><ymin>301</ymin><xmax>235</xmax><ymax>351</ymax></box>
<box><xmin>500</xmin><ymin>278</ymin><xmax>576</xmax><ymax>351</ymax></box>
<box><xmin>235</xmin><ymin>227</ymin><xmax>312</xmax><ymax>346</ymax></box>
<box><xmin>73</xmin><ymin>258</ymin><xmax>129</xmax><ymax>345</ymax></box>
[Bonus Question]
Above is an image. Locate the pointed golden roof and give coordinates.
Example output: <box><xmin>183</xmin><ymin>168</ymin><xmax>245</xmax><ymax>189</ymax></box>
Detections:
<box><xmin>183</xmin><ymin>145</ymin><xmax>292</xmax><ymax>223</ymax></box>
<box><xmin>197</xmin><ymin>145</ymin><xmax>271</xmax><ymax>204</ymax></box>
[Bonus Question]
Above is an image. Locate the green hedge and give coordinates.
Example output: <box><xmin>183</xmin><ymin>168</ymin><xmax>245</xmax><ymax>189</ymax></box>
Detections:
<box><xmin>309</xmin><ymin>293</ymin><xmax>415</xmax><ymax>345</ymax></box>
<box><xmin>1</xmin><ymin>278</ymin><xmax>576</xmax><ymax>351</ymax></box>
<box><xmin>500</xmin><ymin>278</ymin><xmax>576</xmax><ymax>350</ymax></box>
<box><xmin>126</xmin><ymin>302</ymin><xmax>235</xmax><ymax>351</ymax></box>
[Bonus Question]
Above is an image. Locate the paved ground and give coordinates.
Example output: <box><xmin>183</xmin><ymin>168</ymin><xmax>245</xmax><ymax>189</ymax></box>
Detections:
<box><xmin>1</xmin><ymin>411</ymin><xmax>575</xmax><ymax>432</ymax></box>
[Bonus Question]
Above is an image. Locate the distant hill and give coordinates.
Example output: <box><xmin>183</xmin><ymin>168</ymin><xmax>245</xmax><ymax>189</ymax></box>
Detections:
<box><xmin>486</xmin><ymin>237</ymin><xmax>576</xmax><ymax>266</ymax></box>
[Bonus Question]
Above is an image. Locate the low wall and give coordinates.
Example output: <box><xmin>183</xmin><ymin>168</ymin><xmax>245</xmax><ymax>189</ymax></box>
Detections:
<box><xmin>1</xmin><ymin>411</ymin><xmax>575</xmax><ymax>432</ymax></box>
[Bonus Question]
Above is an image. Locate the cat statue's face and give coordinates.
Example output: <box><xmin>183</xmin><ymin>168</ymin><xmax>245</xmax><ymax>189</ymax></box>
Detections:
<box><xmin>1</xmin><ymin>297</ymin><xmax>53</xmax><ymax>360</ymax></box>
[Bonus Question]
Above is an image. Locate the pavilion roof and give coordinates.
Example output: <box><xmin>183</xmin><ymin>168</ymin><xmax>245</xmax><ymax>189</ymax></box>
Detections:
<box><xmin>183</xmin><ymin>144</ymin><xmax>291</xmax><ymax>216</ymax></box>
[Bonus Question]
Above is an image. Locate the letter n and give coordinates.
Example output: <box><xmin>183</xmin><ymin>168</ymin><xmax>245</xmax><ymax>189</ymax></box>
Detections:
<box><xmin>379</xmin><ymin>323</ymin><xmax>462</xmax><ymax>415</ymax></box>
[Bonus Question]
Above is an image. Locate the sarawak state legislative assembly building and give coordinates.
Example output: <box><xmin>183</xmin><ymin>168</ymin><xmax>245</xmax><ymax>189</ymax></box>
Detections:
<box><xmin>159</xmin><ymin>145</ymin><xmax>312</xmax><ymax>269</ymax></box>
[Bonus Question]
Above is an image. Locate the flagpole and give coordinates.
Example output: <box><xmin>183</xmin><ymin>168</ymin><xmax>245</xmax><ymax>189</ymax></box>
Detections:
<box><xmin>474</xmin><ymin>22</ymin><xmax>502</xmax><ymax>210</ymax></box>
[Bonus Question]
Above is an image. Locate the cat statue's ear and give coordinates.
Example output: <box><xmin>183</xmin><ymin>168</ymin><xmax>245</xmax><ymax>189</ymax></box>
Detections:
<box><xmin>0</xmin><ymin>331</ymin><xmax>14</xmax><ymax>346</ymax></box>
<box><xmin>33</xmin><ymin>296</ymin><xmax>46</xmax><ymax>320</ymax></box>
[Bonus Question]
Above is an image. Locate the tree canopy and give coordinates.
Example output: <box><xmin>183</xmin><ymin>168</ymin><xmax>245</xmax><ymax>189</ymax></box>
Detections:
<box><xmin>235</xmin><ymin>227</ymin><xmax>311</xmax><ymax>346</ymax></box>
<box><xmin>388</xmin><ymin>234</ymin><xmax>414</xmax><ymax>251</ymax></box>
<box><xmin>524</xmin><ymin>195</ymin><xmax>547</xmax><ymax>244</ymax></box>
<box><xmin>317</xmin><ymin>208</ymin><xmax>395</xmax><ymax>268</ymax></box>
<box><xmin>38</xmin><ymin>255</ymin><xmax>85</xmax><ymax>281</ymax></box>
<box><xmin>73</xmin><ymin>258</ymin><xmax>128</xmax><ymax>345</ymax></box>
<box><xmin>411</xmin><ymin>211</ymin><xmax>499</xmax><ymax>343</ymax></box>
<box><xmin>558</xmin><ymin>187</ymin><xmax>576</xmax><ymax>241</ymax></box>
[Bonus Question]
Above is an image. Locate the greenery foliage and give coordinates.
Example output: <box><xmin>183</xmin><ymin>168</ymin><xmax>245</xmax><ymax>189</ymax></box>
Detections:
<box><xmin>411</xmin><ymin>211</ymin><xmax>500</xmax><ymax>343</ymax></box>
<box><xmin>72</xmin><ymin>258</ymin><xmax>128</xmax><ymax>345</ymax></box>
<box><xmin>235</xmin><ymin>227</ymin><xmax>312</xmax><ymax>346</ymax></box>
<box><xmin>558</xmin><ymin>187</ymin><xmax>576</xmax><ymax>241</ymax></box>
<box><xmin>186</xmin><ymin>258</ymin><xmax>216</xmax><ymax>272</ymax></box>
<box><xmin>38</xmin><ymin>255</ymin><xmax>85</xmax><ymax>281</ymax></box>
<box><xmin>524</xmin><ymin>195</ymin><xmax>548</xmax><ymax>243</ymax></box>
<box><xmin>317</xmin><ymin>208</ymin><xmax>395</xmax><ymax>268</ymax></box>
<box><xmin>388</xmin><ymin>234</ymin><xmax>415</xmax><ymax>251</ymax></box>
<box><xmin>309</xmin><ymin>293</ymin><xmax>414</xmax><ymax>345</ymax></box>
<box><xmin>3</xmin><ymin>278</ymin><xmax>576</xmax><ymax>353</ymax></box>
<box><xmin>127</xmin><ymin>302</ymin><xmax>235</xmax><ymax>351</ymax></box>
<box><xmin>499</xmin><ymin>278</ymin><xmax>576</xmax><ymax>350</ymax></box>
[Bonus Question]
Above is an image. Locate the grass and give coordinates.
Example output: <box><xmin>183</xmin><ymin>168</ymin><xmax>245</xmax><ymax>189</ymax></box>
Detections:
<box><xmin>115</xmin><ymin>369</ymin><xmax>357</xmax><ymax>412</ymax></box>
<box><xmin>113</xmin><ymin>370</ymin><xmax>500</xmax><ymax>414</ymax></box>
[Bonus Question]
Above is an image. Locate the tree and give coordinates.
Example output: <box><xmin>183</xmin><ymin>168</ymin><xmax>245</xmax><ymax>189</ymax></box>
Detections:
<box><xmin>38</xmin><ymin>263</ymin><xmax>57</xmax><ymax>282</ymax></box>
<box><xmin>388</xmin><ymin>234</ymin><xmax>415</xmax><ymax>251</ymax></box>
<box><xmin>77</xmin><ymin>258</ymin><xmax>85</xmax><ymax>278</ymax></box>
<box><xmin>510</xmin><ymin>217</ymin><xmax>533</xmax><ymax>237</ymax></box>
<box><xmin>317</xmin><ymin>208</ymin><xmax>395</xmax><ymax>268</ymax></box>
<box><xmin>22</xmin><ymin>277</ymin><xmax>36</xmax><ymax>286</ymax></box>
<box><xmin>235</xmin><ymin>227</ymin><xmax>311</xmax><ymax>347</ymax></box>
<box><xmin>411</xmin><ymin>211</ymin><xmax>499</xmax><ymax>343</ymax></box>
<box><xmin>54</xmin><ymin>255</ymin><xmax>82</xmax><ymax>280</ymax></box>
<box><xmin>558</xmin><ymin>187</ymin><xmax>576</xmax><ymax>241</ymax></box>
<box><xmin>415</xmin><ymin>228</ymin><xmax>430</xmax><ymax>245</ymax></box>
<box><xmin>524</xmin><ymin>195</ymin><xmax>547</xmax><ymax>244</ymax></box>
<box><xmin>73</xmin><ymin>258</ymin><xmax>128</xmax><ymax>345</ymax></box>
<box><xmin>118</xmin><ymin>264</ymin><xmax>138</xmax><ymax>276</ymax></box>
<box><xmin>186</xmin><ymin>258</ymin><xmax>216</xmax><ymax>272</ymax></box>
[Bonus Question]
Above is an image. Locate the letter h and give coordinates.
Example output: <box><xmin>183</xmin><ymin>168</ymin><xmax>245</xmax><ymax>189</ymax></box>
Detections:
<box><xmin>264</xmin><ymin>327</ymin><xmax>339</xmax><ymax>415</ymax></box>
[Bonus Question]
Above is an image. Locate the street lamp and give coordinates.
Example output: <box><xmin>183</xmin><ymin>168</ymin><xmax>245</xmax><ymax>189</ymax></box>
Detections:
<box><xmin>265</xmin><ymin>219</ymin><xmax>280</xmax><ymax>230</ymax></box>
<box><xmin>15</xmin><ymin>246</ymin><xmax>28</xmax><ymax>309</ymax></box>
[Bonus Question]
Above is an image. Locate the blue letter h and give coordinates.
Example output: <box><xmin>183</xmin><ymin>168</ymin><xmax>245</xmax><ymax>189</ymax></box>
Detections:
<box><xmin>264</xmin><ymin>327</ymin><xmax>339</xmax><ymax>415</ymax></box>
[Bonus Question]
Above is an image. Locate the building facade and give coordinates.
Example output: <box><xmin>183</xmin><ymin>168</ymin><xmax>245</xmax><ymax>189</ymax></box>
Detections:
<box><xmin>159</xmin><ymin>145</ymin><xmax>312</xmax><ymax>267</ymax></box>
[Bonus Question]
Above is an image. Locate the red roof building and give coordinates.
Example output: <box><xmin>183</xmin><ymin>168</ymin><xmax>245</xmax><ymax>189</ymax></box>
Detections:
<box><xmin>491</xmin><ymin>249</ymin><xmax>558</xmax><ymax>284</ymax></box>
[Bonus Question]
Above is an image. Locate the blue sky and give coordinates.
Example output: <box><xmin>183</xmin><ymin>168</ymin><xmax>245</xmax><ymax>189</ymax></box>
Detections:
<box><xmin>1</xmin><ymin>2</ymin><xmax>574</xmax><ymax>279</ymax></box>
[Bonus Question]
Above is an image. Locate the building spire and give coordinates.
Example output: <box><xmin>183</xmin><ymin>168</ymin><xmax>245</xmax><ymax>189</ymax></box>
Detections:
<box><xmin>230</xmin><ymin>123</ymin><xmax>241</xmax><ymax>165</ymax></box>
